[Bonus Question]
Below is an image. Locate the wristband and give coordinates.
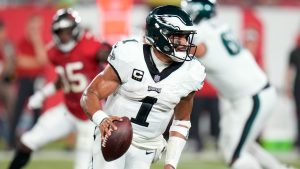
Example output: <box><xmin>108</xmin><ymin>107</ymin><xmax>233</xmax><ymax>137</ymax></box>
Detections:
<box><xmin>92</xmin><ymin>110</ymin><xmax>108</xmax><ymax>126</ymax></box>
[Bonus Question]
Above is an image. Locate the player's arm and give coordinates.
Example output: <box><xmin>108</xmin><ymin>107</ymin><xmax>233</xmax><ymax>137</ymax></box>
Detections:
<box><xmin>80</xmin><ymin>64</ymin><xmax>122</xmax><ymax>139</ymax></box>
<box><xmin>164</xmin><ymin>91</ymin><xmax>195</xmax><ymax>169</ymax></box>
<box><xmin>27</xmin><ymin>75</ymin><xmax>63</xmax><ymax>110</ymax></box>
<box><xmin>190</xmin><ymin>42</ymin><xmax>206</xmax><ymax>59</ymax></box>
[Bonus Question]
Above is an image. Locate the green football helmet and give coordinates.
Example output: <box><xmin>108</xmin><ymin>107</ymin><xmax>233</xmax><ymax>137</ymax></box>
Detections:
<box><xmin>145</xmin><ymin>5</ymin><xmax>196</xmax><ymax>62</ymax></box>
<box><xmin>181</xmin><ymin>0</ymin><xmax>216</xmax><ymax>24</ymax></box>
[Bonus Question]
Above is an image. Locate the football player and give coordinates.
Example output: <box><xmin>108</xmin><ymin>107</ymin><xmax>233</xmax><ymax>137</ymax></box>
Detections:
<box><xmin>182</xmin><ymin>0</ymin><xmax>296</xmax><ymax>169</ymax></box>
<box><xmin>8</xmin><ymin>8</ymin><xmax>112</xmax><ymax>169</ymax></box>
<box><xmin>80</xmin><ymin>5</ymin><xmax>206</xmax><ymax>169</ymax></box>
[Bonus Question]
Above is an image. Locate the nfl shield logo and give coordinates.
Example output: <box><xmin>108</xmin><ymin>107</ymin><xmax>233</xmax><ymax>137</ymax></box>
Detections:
<box><xmin>154</xmin><ymin>75</ymin><xmax>160</xmax><ymax>82</ymax></box>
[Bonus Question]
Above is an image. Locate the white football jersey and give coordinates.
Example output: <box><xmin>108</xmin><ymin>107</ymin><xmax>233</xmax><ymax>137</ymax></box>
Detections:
<box><xmin>103</xmin><ymin>39</ymin><xmax>205</xmax><ymax>149</ymax></box>
<box><xmin>193</xmin><ymin>18</ymin><xmax>268</xmax><ymax>99</ymax></box>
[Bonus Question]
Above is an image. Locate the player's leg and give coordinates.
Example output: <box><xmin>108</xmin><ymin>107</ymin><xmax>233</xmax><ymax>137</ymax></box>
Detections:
<box><xmin>73</xmin><ymin>118</ymin><xmax>96</xmax><ymax>169</ymax></box>
<box><xmin>219</xmin><ymin>92</ymin><xmax>267</xmax><ymax>168</ymax></box>
<box><xmin>8</xmin><ymin>104</ymin><xmax>74</xmax><ymax>169</ymax></box>
<box><xmin>208</xmin><ymin>97</ymin><xmax>220</xmax><ymax>141</ymax></box>
<box><xmin>249</xmin><ymin>142</ymin><xmax>288</xmax><ymax>169</ymax></box>
<box><xmin>231</xmin><ymin>152</ymin><xmax>262</xmax><ymax>169</ymax></box>
<box><xmin>248</xmin><ymin>86</ymin><xmax>297</xmax><ymax>169</ymax></box>
<box><xmin>219</xmin><ymin>107</ymin><xmax>263</xmax><ymax>169</ymax></box>
<box><xmin>124</xmin><ymin>145</ymin><xmax>155</xmax><ymax>169</ymax></box>
<box><xmin>189</xmin><ymin>96</ymin><xmax>204</xmax><ymax>151</ymax></box>
<box><xmin>293</xmin><ymin>87</ymin><xmax>300</xmax><ymax>149</ymax></box>
<box><xmin>90</xmin><ymin>127</ymin><xmax>125</xmax><ymax>169</ymax></box>
<box><xmin>9</xmin><ymin>78</ymin><xmax>34</xmax><ymax>147</ymax></box>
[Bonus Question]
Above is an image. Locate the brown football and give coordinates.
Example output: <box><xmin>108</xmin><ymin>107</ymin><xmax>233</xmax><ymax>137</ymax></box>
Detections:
<box><xmin>101</xmin><ymin>116</ymin><xmax>133</xmax><ymax>161</ymax></box>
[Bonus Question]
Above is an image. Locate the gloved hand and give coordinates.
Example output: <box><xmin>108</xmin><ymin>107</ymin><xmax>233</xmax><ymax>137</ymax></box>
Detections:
<box><xmin>28</xmin><ymin>92</ymin><xmax>45</xmax><ymax>110</ymax></box>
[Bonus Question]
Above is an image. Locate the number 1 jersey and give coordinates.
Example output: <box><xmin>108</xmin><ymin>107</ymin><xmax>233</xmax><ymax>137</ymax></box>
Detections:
<box><xmin>103</xmin><ymin>39</ymin><xmax>206</xmax><ymax>149</ymax></box>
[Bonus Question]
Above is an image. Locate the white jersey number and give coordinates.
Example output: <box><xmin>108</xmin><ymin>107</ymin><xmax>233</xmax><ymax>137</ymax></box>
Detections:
<box><xmin>56</xmin><ymin>62</ymin><xmax>88</xmax><ymax>93</ymax></box>
<box><xmin>131</xmin><ymin>96</ymin><xmax>157</xmax><ymax>127</ymax></box>
<box><xmin>221</xmin><ymin>31</ymin><xmax>242</xmax><ymax>56</ymax></box>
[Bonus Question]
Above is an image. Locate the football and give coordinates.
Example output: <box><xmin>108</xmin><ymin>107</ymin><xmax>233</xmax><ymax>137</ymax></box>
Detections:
<box><xmin>101</xmin><ymin>116</ymin><xmax>133</xmax><ymax>161</ymax></box>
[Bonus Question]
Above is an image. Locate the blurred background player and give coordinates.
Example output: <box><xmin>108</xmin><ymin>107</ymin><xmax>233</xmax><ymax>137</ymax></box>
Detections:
<box><xmin>8</xmin><ymin>8</ymin><xmax>112</xmax><ymax>169</ymax></box>
<box><xmin>189</xmin><ymin>81</ymin><xmax>220</xmax><ymax>152</ymax></box>
<box><xmin>285</xmin><ymin>31</ymin><xmax>300</xmax><ymax>151</ymax></box>
<box><xmin>182</xmin><ymin>0</ymin><xmax>297</xmax><ymax>169</ymax></box>
<box><xmin>80</xmin><ymin>5</ymin><xmax>205</xmax><ymax>169</ymax></box>
<box><xmin>0</xmin><ymin>20</ymin><xmax>15</xmax><ymax>150</ymax></box>
<box><xmin>9</xmin><ymin>14</ymin><xmax>48</xmax><ymax>148</ymax></box>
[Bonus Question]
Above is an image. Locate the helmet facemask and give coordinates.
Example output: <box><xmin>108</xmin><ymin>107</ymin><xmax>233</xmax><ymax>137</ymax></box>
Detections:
<box><xmin>160</xmin><ymin>30</ymin><xmax>196</xmax><ymax>62</ymax></box>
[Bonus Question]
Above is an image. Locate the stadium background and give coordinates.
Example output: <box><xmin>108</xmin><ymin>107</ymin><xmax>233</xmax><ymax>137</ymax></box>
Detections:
<box><xmin>0</xmin><ymin>0</ymin><xmax>300</xmax><ymax>168</ymax></box>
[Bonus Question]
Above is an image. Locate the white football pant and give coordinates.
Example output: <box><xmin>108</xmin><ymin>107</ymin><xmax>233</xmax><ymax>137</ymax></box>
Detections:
<box><xmin>219</xmin><ymin>85</ymin><xmax>277</xmax><ymax>168</ymax></box>
<box><xmin>21</xmin><ymin>103</ymin><xmax>95</xmax><ymax>169</ymax></box>
<box><xmin>89</xmin><ymin>127</ymin><xmax>160</xmax><ymax>169</ymax></box>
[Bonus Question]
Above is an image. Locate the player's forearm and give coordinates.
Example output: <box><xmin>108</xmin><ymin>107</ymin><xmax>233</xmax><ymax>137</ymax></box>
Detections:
<box><xmin>17</xmin><ymin>55</ymin><xmax>44</xmax><ymax>68</ymax></box>
<box><xmin>164</xmin><ymin>136</ymin><xmax>186</xmax><ymax>169</ymax></box>
<box><xmin>164</xmin><ymin>119</ymin><xmax>191</xmax><ymax>169</ymax></box>
<box><xmin>80</xmin><ymin>88</ymin><xmax>103</xmax><ymax>120</ymax></box>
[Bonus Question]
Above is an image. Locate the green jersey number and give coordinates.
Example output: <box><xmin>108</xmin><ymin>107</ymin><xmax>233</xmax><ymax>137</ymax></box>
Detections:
<box><xmin>221</xmin><ymin>31</ymin><xmax>242</xmax><ymax>56</ymax></box>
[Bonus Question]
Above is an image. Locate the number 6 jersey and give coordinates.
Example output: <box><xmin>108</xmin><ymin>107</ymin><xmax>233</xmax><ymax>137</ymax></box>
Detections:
<box><xmin>193</xmin><ymin>18</ymin><xmax>268</xmax><ymax>100</ymax></box>
<box><xmin>103</xmin><ymin>39</ymin><xmax>206</xmax><ymax>150</ymax></box>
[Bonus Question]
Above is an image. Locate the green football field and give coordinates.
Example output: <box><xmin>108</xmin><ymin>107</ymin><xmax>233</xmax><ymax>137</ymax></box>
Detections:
<box><xmin>2</xmin><ymin>159</ymin><xmax>300</xmax><ymax>169</ymax></box>
<box><xmin>2</xmin><ymin>153</ymin><xmax>300</xmax><ymax>169</ymax></box>
<box><xmin>1</xmin><ymin>160</ymin><xmax>228</xmax><ymax>169</ymax></box>
<box><xmin>1</xmin><ymin>139</ymin><xmax>300</xmax><ymax>169</ymax></box>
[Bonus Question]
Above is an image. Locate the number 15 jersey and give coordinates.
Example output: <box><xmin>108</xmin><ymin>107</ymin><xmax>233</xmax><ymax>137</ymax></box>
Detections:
<box><xmin>103</xmin><ymin>39</ymin><xmax>205</xmax><ymax>149</ymax></box>
<box><xmin>48</xmin><ymin>32</ymin><xmax>105</xmax><ymax>120</ymax></box>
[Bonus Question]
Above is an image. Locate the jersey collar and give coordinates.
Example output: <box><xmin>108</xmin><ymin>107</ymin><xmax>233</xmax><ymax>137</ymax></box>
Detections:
<box><xmin>143</xmin><ymin>44</ymin><xmax>183</xmax><ymax>83</ymax></box>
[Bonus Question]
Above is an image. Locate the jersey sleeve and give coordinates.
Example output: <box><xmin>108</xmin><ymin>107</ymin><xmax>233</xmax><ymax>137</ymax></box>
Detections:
<box><xmin>190</xmin><ymin>60</ymin><xmax>206</xmax><ymax>91</ymax></box>
<box><xmin>107</xmin><ymin>41</ymin><xmax>132</xmax><ymax>83</ymax></box>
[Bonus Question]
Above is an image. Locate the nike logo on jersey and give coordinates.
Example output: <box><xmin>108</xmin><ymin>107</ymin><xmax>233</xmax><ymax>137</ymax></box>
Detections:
<box><xmin>148</xmin><ymin>86</ymin><xmax>161</xmax><ymax>93</ymax></box>
<box><xmin>146</xmin><ymin>151</ymin><xmax>154</xmax><ymax>155</ymax></box>
<box><xmin>132</xmin><ymin>69</ymin><xmax>144</xmax><ymax>82</ymax></box>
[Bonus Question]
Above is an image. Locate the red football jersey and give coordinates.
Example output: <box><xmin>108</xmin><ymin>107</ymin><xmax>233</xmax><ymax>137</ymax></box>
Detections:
<box><xmin>48</xmin><ymin>32</ymin><xmax>105</xmax><ymax>120</ymax></box>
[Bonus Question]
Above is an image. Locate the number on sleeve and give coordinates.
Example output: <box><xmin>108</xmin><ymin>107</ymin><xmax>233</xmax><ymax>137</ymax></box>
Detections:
<box><xmin>131</xmin><ymin>96</ymin><xmax>157</xmax><ymax>127</ymax></box>
<box><xmin>221</xmin><ymin>31</ymin><xmax>242</xmax><ymax>56</ymax></box>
